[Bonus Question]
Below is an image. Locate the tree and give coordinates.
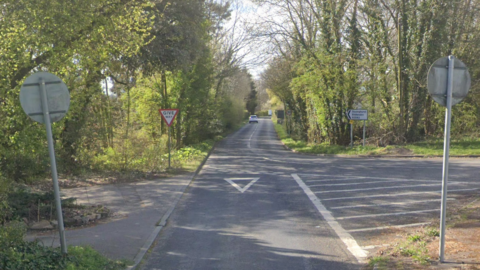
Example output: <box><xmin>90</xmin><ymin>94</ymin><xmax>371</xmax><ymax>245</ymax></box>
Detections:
<box><xmin>245</xmin><ymin>82</ymin><xmax>258</xmax><ymax>115</ymax></box>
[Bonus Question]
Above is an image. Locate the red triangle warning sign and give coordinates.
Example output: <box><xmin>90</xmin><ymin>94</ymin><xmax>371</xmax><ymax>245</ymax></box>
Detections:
<box><xmin>159</xmin><ymin>109</ymin><xmax>179</xmax><ymax>127</ymax></box>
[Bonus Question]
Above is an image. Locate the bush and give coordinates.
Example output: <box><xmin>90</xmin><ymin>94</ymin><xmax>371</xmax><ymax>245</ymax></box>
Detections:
<box><xmin>0</xmin><ymin>173</ymin><xmax>10</xmax><ymax>223</ymax></box>
<box><xmin>221</xmin><ymin>98</ymin><xmax>246</xmax><ymax>130</ymax></box>
<box><xmin>0</xmin><ymin>222</ymin><xmax>126</xmax><ymax>270</ymax></box>
<box><xmin>0</xmin><ymin>221</ymin><xmax>67</xmax><ymax>270</ymax></box>
<box><xmin>256</xmin><ymin>110</ymin><xmax>269</xmax><ymax>117</ymax></box>
<box><xmin>66</xmin><ymin>246</ymin><xmax>127</xmax><ymax>270</ymax></box>
<box><xmin>6</xmin><ymin>188</ymin><xmax>56</xmax><ymax>222</ymax></box>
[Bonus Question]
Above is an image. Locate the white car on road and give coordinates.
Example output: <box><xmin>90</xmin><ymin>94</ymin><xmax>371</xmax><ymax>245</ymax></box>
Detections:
<box><xmin>249</xmin><ymin>115</ymin><xmax>258</xmax><ymax>123</ymax></box>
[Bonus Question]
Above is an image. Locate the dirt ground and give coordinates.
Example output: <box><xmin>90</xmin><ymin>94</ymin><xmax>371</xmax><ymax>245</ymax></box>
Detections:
<box><xmin>363</xmin><ymin>193</ymin><xmax>480</xmax><ymax>270</ymax></box>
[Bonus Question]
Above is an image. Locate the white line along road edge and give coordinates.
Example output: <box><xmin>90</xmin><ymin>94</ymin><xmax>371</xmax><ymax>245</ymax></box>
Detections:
<box><xmin>225</xmin><ymin>178</ymin><xmax>260</xmax><ymax>193</ymax></box>
<box><xmin>291</xmin><ymin>174</ymin><xmax>367</xmax><ymax>262</ymax></box>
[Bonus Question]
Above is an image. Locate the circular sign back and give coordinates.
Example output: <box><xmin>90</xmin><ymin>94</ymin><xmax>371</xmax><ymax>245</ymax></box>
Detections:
<box><xmin>427</xmin><ymin>57</ymin><xmax>471</xmax><ymax>107</ymax></box>
<box><xmin>20</xmin><ymin>72</ymin><xmax>70</xmax><ymax>123</ymax></box>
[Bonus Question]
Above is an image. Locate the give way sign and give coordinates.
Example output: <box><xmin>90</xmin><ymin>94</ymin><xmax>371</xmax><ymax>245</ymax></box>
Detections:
<box><xmin>159</xmin><ymin>109</ymin><xmax>179</xmax><ymax>127</ymax></box>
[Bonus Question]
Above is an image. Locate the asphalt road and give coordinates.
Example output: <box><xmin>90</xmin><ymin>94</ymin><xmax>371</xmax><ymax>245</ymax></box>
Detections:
<box><xmin>141</xmin><ymin>117</ymin><xmax>480</xmax><ymax>270</ymax></box>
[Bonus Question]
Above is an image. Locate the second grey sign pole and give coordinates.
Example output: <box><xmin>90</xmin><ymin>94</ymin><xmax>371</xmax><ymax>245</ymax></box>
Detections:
<box><xmin>39</xmin><ymin>78</ymin><xmax>68</xmax><ymax>254</ymax></box>
<box><xmin>439</xmin><ymin>56</ymin><xmax>454</xmax><ymax>262</ymax></box>
<box><xmin>363</xmin><ymin>120</ymin><xmax>366</xmax><ymax>147</ymax></box>
<box><xmin>350</xmin><ymin>122</ymin><xmax>353</xmax><ymax>148</ymax></box>
<box><xmin>168</xmin><ymin>126</ymin><xmax>171</xmax><ymax>169</ymax></box>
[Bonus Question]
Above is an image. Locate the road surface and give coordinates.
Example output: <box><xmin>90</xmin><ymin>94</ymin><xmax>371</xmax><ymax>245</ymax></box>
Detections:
<box><xmin>141</xmin><ymin>117</ymin><xmax>480</xmax><ymax>270</ymax></box>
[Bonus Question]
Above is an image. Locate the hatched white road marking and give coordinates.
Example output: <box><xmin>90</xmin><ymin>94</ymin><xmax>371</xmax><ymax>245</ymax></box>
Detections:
<box><xmin>302</xmin><ymin>175</ymin><xmax>469</xmax><ymax>184</ymax></box>
<box><xmin>314</xmin><ymin>183</ymin><xmax>444</xmax><ymax>194</ymax></box>
<box><xmin>348</xmin><ymin>223</ymin><xmax>431</xmax><ymax>233</ymax></box>
<box><xmin>322</xmin><ymin>188</ymin><xmax>479</xmax><ymax>201</ymax></box>
<box><xmin>336</xmin><ymin>209</ymin><xmax>440</xmax><ymax>220</ymax></box>
<box><xmin>292</xmin><ymin>174</ymin><xmax>367</xmax><ymax>262</ymax></box>
<box><xmin>224</xmin><ymin>178</ymin><xmax>260</xmax><ymax>193</ymax></box>
<box><xmin>330</xmin><ymin>198</ymin><xmax>454</xmax><ymax>209</ymax></box>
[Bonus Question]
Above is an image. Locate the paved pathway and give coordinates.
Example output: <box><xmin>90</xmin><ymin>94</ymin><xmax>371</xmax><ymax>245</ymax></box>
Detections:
<box><xmin>26</xmin><ymin>175</ymin><xmax>194</xmax><ymax>262</ymax></box>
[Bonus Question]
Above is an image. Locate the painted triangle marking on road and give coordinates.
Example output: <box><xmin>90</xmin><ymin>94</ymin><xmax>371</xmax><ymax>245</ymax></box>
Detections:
<box><xmin>224</xmin><ymin>178</ymin><xmax>260</xmax><ymax>193</ymax></box>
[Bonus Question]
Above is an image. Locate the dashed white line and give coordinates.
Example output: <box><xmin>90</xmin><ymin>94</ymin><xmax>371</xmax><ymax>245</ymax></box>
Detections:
<box><xmin>247</xmin><ymin>124</ymin><xmax>259</xmax><ymax>149</ymax></box>
<box><xmin>292</xmin><ymin>174</ymin><xmax>367</xmax><ymax>262</ymax></box>
<box><xmin>336</xmin><ymin>209</ymin><xmax>440</xmax><ymax>220</ymax></box>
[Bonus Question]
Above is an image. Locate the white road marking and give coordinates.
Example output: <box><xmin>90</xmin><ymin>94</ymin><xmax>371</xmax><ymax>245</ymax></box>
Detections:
<box><xmin>361</xmin><ymin>244</ymin><xmax>390</xmax><ymax>250</ymax></box>
<box><xmin>448</xmin><ymin>188</ymin><xmax>480</xmax><ymax>192</ymax></box>
<box><xmin>247</xmin><ymin>124</ymin><xmax>259</xmax><ymax>149</ymax></box>
<box><xmin>322</xmin><ymin>191</ymin><xmax>439</xmax><ymax>201</ymax></box>
<box><xmin>224</xmin><ymin>178</ymin><xmax>260</xmax><ymax>193</ymax></box>
<box><xmin>302</xmin><ymin>175</ymin><xmax>474</xmax><ymax>185</ymax></box>
<box><xmin>308</xmin><ymin>178</ymin><xmax>450</xmax><ymax>187</ymax></box>
<box><xmin>336</xmin><ymin>209</ymin><xmax>440</xmax><ymax>220</ymax></box>
<box><xmin>304</xmin><ymin>175</ymin><xmax>441</xmax><ymax>183</ymax></box>
<box><xmin>292</xmin><ymin>174</ymin><xmax>367</xmax><ymax>262</ymax></box>
<box><xmin>322</xmin><ymin>188</ymin><xmax>478</xmax><ymax>201</ymax></box>
<box><xmin>348</xmin><ymin>223</ymin><xmax>431</xmax><ymax>233</ymax></box>
<box><xmin>314</xmin><ymin>183</ymin><xmax>443</xmax><ymax>194</ymax></box>
<box><xmin>309</xmin><ymin>180</ymin><xmax>417</xmax><ymax>187</ymax></box>
<box><xmin>330</xmin><ymin>198</ymin><xmax>454</xmax><ymax>209</ymax></box>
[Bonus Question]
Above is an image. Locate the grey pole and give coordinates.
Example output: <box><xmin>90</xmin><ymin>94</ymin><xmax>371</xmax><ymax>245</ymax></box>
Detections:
<box><xmin>350</xmin><ymin>123</ymin><xmax>353</xmax><ymax>148</ymax></box>
<box><xmin>439</xmin><ymin>55</ymin><xmax>455</xmax><ymax>262</ymax></box>
<box><xmin>363</xmin><ymin>120</ymin><xmax>366</xmax><ymax>147</ymax></box>
<box><xmin>168</xmin><ymin>127</ymin><xmax>171</xmax><ymax>168</ymax></box>
<box><xmin>39</xmin><ymin>78</ymin><xmax>68</xmax><ymax>254</ymax></box>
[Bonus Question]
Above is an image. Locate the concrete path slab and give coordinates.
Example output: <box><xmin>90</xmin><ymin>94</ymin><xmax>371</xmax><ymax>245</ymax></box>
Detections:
<box><xmin>26</xmin><ymin>174</ymin><xmax>194</xmax><ymax>263</ymax></box>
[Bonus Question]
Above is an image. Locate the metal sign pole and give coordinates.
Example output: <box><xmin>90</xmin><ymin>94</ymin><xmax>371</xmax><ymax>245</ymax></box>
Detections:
<box><xmin>363</xmin><ymin>120</ymin><xmax>366</xmax><ymax>147</ymax></box>
<box><xmin>39</xmin><ymin>79</ymin><xmax>67</xmax><ymax>254</ymax></box>
<box><xmin>350</xmin><ymin>122</ymin><xmax>353</xmax><ymax>148</ymax></box>
<box><xmin>168</xmin><ymin>127</ymin><xmax>171</xmax><ymax>168</ymax></box>
<box><xmin>439</xmin><ymin>55</ymin><xmax>455</xmax><ymax>262</ymax></box>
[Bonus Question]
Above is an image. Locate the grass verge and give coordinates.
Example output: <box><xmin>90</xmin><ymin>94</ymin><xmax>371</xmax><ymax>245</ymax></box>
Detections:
<box><xmin>363</xmin><ymin>227</ymin><xmax>437</xmax><ymax>270</ymax></box>
<box><xmin>274</xmin><ymin>122</ymin><xmax>480</xmax><ymax>156</ymax></box>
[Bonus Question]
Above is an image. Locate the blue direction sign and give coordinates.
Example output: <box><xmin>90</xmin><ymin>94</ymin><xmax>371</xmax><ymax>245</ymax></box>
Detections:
<box><xmin>346</xmin><ymin>109</ymin><xmax>368</xmax><ymax>120</ymax></box>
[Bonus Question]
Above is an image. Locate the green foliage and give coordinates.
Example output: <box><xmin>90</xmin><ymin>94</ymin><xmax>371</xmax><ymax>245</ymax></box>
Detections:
<box><xmin>0</xmin><ymin>221</ymin><xmax>67</xmax><ymax>270</ymax></box>
<box><xmin>400</xmin><ymin>242</ymin><xmax>430</xmax><ymax>265</ymax></box>
<box><xmin>0</xmin><ymin>222</ymin><xmax>125</xmax><ymax>270</ymax></box>
<box><xmin>245</xmin><ymin>88</ymin><xmax>258</xmax><ymax>115</ymax></box>
<box><xmin>425</xmin><ymin>228</ymin><xmax>440</xmax><ymax>237</ymax></box>
<box><xmin>221</xmin><ymin>98</ymin><xmax>246</xmax><ymax>131</ymax></box>
<box><xmin>66</xmin><ymin>246</ymin><xmax>127</xmax><ymax>270</ymax></box>
<box><xmin>0</xmin><ymin>0</ymin><xmax>254</xmax><ymax>196</ymax></box>
<box><xmin>256</xmin><ymin>111</ymin><xmax>269</xmax><ymax>117</ymax></box>
<box><xmin>6</xmin><ymin>188</ymin><xmax>55</xmax><ymax>221</ymax></box>
<box><xmin>367</xmin><ymin>256</ymin><xmax>389</xmax><ymax>269</ymax></box>
<box><xmin>258</xmin><ymin>0</ymin><xmax>480</xmax><ymax>146</ymax></box>
<box><xmin>275</xmin><ymin>120</ymin><xmax>480</xmax><ymax>156</ymax></box>
<box><xmin>171</xmin><ymin>140</ymin><xmax>213</xmax><ymax>163</ymax></box>
<box><xmin>395</xmin><ymin>236</ymin><xmax>430</xmax><ymax>265</ymax></box>
<box><xmin>0</xmin><ymin>174</ymin><xmax>10</xmax><ymax>223</ymax></box>
<box><xmin>273</xmin><ymin>123</ymin><xmax>289</xmax><ymax>140</ymax></box>
<box><xmin>406</xmin><ymin>138</ymin><xmax>480</xmax><ymax>156</ymax></box>
<box><xmin>407</xmin><ymin>235</ymin><xmax>422</xmax><ymax>242</ymax></box>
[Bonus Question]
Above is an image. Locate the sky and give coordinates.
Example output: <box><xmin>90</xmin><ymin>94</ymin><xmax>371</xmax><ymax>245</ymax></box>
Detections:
<box><xmin>227</xmin><ymin>0</ymin><xmax>275</xmax><ymax>78</ymax></box>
